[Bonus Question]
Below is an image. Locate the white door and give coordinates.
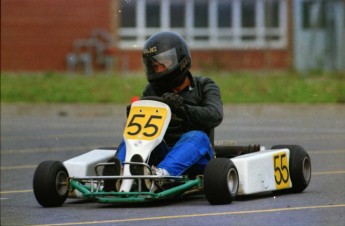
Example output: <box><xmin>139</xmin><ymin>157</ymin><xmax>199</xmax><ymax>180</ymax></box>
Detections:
<box><xmin>294</xmin><ymin>0</ymin><xmax>345</xmax><ymax>71</ymax></box>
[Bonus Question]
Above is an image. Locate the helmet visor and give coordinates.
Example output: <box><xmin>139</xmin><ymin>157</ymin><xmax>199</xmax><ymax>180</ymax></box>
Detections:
<box><xmin>145</xmin><ymin>48</ymin><xmax>179</xmax><ymax>78</ymax></box>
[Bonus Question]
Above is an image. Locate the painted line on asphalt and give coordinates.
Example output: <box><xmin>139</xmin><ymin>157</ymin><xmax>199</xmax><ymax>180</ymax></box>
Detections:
<box><xmin>1</xmin><ymin>131</ymin><xmax>122</xmax><ymax>142</ymax></box>
<box><xmin>312</xmin><ymin>170</ymin><xmax>345</xmax><ymax>175</ymax></box>
<box><xmin>1</xmin><ymin>170</ymin><xmax>344</xmax><ymax>195</ymax></box>
<box><xmin>1</xmin><ymin>147</ymin><xmax>94</xmax><ymax>154</ymax></box>
<box><xmin>2</xmin><ymin>147</ymin><xmax>343</xmax><ymax>155</ymax></box>
<box><xmin>1</xmin><ymin>165</ymin><xmax>37</xmax><ymax>170</ymax></box>
<box><xmin>310</xmin><ymin>149</ymin><xmax>345</xmax><ymax>154</ymax></box>
<box><xmin>0</xmin><ymin>189</ymin><xmax>33</xmax><ymax>194</ymax></box>
<box><xmin>28</xmin><ymin>204</ymin><xmax>345</xmax><ymax>226</ymax></box>
<box><xmin>1</xmin><ymin>145</ymin><xmax>116</xmax><ymax>154</ymax></box>
<box><xmin>230</xmin><ymin>134</ymin><xmax>345</xmax><ymax>144</ymax></box>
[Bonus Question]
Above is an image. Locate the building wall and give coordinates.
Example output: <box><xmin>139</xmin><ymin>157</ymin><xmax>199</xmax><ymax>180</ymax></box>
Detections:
<box><xmin>191</xmin><ymin>49</ymin><xmax>289</xmax><ymax>71</ymax></box>
<box><xmin>1</xmin><ymin>0</ymin><xmax>111</xmax><ymax>71</ymax></box>
<box><xmin>1</xmin><ymin>0</ymin><xmax>291</xmax><ymax>72</ymax></box>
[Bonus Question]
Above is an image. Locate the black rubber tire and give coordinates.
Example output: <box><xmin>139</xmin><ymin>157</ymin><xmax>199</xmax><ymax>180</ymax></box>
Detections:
<box><xmin>204</xmin><ymin>158</ymin><xmax>239</xmax><ymax>205</ymax></box>
<box><xmin>271</xmin><ymin>145</ymin><xmax>311</xmax><ymax>193</ymax></box>
<box><xmin>33</xmin><ymin>161</ymin><xmax>69</xmax><ymax>207</ymax></box>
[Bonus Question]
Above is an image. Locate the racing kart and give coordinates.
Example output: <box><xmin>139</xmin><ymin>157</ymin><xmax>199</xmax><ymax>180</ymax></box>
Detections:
<box><xmin>33</xmin><ymin>98</ymin><xmax>312</xmax><ymax>207</ymax></box>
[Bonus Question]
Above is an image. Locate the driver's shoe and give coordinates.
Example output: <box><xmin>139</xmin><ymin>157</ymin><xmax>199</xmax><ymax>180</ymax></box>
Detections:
<box><xmin>153</xmin><ymin>167</ymin><xmax>170</xmax><ymax>176</ymax></box>
<box><xmin>144</xmin><ymin>167</ymin><xmax>171</xmax><ymax>192</ymax></box>
<box><xmin>103</xmin><ymin>157</ymin><xmax>122</xmax><ymax>192</ymax></box>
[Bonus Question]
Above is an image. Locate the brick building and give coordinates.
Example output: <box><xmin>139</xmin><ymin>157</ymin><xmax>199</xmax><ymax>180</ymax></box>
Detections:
<box><xmin>1</xmin><ymin>0</ymin><xmax>344</xmax><ymax>73</ymax></box>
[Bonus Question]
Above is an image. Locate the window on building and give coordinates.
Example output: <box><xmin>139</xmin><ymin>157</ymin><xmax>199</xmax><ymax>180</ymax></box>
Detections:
<box><xmin>170</xmin><ymin>1</ymin><xmax>185</xmax><ymax>28</ymax></box>
<box><xmin>194</xmin><ymin>0</ymin><xmax>208</xmax><ymax>28</ymax></box>
<box><xmin>146</xmin><ymin>0</ymin><xmax>160</xmax><ymax>28</ymax></box>
<box><xmin>120</xmin><ymin>0</ymin><xmax>136</xmax><ymax>28</ymax></box>
<box><xmin>119</xmin><ymin>0</ymin><xmax>287</xmax><ymax>49</ymax></box>
<box><xmin>265</xmin><ymin>0</ymin><xmax>280</xmax><ymax>28</ymax></box>
<box><xmin>119</xmin><ymin>0</ymin><xmax>136</xmax><ymax>41</ymax></box>
<box><xmin>218</xmin><ymin>0</ymin><xmax>232</xmax><ymax>28</ymax></box>
<box><xmin>302</xmin><ymin>0</ymin><xmax>327</xmax><ymax>29</ymax></box>
<box><xmin>241</xmin><ymin>0</ymin><xmax>256</xmax><ymax>28</ymax></box>
<box><xmin>265</xmin><ymin>0</ymin><xmax>280</xmax><ymax>41</ymax></box>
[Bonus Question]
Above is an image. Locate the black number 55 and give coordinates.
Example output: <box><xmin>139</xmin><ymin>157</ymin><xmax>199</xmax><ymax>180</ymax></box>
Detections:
<box><xmin>126</xmin><ymin>114</ymin><xmax>162</xmax><ymax>137</ymax></box>
<box><xmin>274</xmin><ymin>153</ymin><xmax>290</xmax><ymax>186</ymax></box>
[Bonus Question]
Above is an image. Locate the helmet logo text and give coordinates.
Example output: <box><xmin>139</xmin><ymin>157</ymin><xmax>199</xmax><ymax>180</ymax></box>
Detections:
<box><xmin>143</xmin><ymin>46</ymin><xmax>157</xmax><ymax>55</ymax></box>
<box><xmin>180</xmin><ymin>57</ymin><xmax>190</xmax><ymax>71</ymax></box>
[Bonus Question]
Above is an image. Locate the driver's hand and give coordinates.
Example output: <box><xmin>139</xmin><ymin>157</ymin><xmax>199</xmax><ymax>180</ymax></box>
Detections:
<box><xmin>126</xmin><ymin>104</ymin><xmax>131</xmax><ymax>117</ymax></box>
<box><xmin>161</xmin><ymin>92</ymin><xmax>183</xmax><ymax>112</ymax></box>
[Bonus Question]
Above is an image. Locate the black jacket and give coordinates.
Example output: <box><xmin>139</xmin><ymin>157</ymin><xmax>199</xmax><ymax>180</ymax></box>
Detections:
<box><xmin>142</xmin><ymin>72</ymin><xmax>223</xmax><ymax>145</ymax></box>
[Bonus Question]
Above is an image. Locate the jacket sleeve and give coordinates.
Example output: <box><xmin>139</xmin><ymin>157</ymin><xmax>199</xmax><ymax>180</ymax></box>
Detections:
<box><xmin>142</xmin><ymin>84</ymin><xmax>157</xmax><ymax>96</ymax></box>
<box><xmin>184</xmin><ymin>77</ymin><xmax>223</xmax><ymax>130</ymax></box>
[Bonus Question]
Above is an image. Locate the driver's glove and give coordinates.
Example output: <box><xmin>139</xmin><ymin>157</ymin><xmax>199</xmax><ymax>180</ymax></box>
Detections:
<box><xmin>126</xmin><ymin>104</ymin><xmax>131</xmax><ymax>117</ymax></box>
<box><xmin>161</xmin><ymin>92</ymin><xmax>184</xmax><ymax>112</ymax></box>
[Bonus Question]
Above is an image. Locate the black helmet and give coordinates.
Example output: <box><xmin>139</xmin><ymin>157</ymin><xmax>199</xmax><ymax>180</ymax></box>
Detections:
<box><xmin>142</xmin><ymin>31</ymin><xmax>191</xmax><ymax>93</ymax></box>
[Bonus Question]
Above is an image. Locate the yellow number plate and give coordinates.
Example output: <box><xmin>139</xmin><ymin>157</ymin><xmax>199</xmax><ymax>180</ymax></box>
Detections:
<box><xmin>273</xmin><ymin>152</ymin><xmax>291</xmax><ymax>189</ymax></box>
<box><xmin>124</xmin><ymin>106</ymin><xmax>168</xmax><ymax>140</ymax></box>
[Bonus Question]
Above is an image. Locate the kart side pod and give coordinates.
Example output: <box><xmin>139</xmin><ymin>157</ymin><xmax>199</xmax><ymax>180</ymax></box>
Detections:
<box><xmin>203</xmin><ymin>145</ymin><xmax>311</xmax><ymax>205</ymax></box>
<box><xmin>231</xmin><ymin>145</ymin><xmax>311</xmax><ymax>195</ymax></box>
<box><xmin>63</xmin><ymin>148</ymin><xmax>117</xmax><ymax>198</ymax></box>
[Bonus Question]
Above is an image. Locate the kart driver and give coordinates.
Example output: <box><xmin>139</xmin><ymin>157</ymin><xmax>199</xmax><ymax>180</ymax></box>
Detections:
<box><xmin>116</xmin><ymin>31</ymin><xmax>223</xmax><ymax>177</ymax></box>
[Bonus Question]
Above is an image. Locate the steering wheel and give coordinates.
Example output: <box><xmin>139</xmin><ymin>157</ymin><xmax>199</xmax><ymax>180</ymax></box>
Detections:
<box><xmin>139</xmin><ymin>96</ymin><xmax>164</xmax><ymax>102</ymax></box>
<box><xmin>139</xmin><ymin>96</ymin><xmax>186</xmax><ymax>147</ymax></box>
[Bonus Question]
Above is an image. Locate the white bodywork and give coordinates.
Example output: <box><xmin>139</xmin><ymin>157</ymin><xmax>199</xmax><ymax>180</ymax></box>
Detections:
<box><xmin>63</xmin><ymin>100</ymin><xmax>171</xmax><ymax>195</ymax></box>
<box><xmin>63</xmin><ymin>99</ymin><xmax>293</xmax><ymax>197</ymax></box>
<box><xmin>120</xmin><ymin>100</ymin><xmax>171</xmax><ymax>192</ymax></box>
<box><xmin>232</xmin><ymin>148</ymin><xmax>292</xmax><ymax>195</ymax></box>
<box><xmin>64</xmin><ymin>148</ymin><xmax>117</xmax><ymax>197</ymax></box>
<box><xmin>64</xmin><ymin>147</ymin><xmax>293</xmax><ymax>197</ymax></box>
<box><xmin>64</xmin><ymin>149</ymin><xmax>117</xmax><ymax>177</ymax></box>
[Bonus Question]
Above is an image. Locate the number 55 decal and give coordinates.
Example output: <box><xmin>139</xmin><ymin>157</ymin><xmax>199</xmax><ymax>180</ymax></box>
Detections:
<box><xmin>124</xmin><ymin>106</ymin><xmax>167</xmax><ymax>140</ymax></box>
<box><xmin>273</xmin><ymin>152</ymin><xmax>291</xmax><ymax>189</ymax></box>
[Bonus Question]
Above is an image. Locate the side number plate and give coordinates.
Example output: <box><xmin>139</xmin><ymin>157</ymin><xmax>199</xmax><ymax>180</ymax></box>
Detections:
<box><xmin>273</xmin><ymin>152</ymin><xmax>291</xmax><ymax>189</ymax></box>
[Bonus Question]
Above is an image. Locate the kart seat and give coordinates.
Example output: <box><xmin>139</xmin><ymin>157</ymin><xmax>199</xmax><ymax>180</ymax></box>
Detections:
<box><xmin>209</xmin><ymin>129</ymin><xmax>261</xmax><ymax>158</ymax></box>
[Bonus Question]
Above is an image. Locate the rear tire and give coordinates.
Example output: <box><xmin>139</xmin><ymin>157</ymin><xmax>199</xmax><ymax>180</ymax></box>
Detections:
<box><xmin>33</xmin><ymin>161</ymin><xmax>69</xmax><ymax>207</ymax></box>
<box><xmin>271</xmin><ymin>145</ymin><xmax>311</xmax><ymax>193</ymax></box>
<box><xmin>204</xmin><ymin>158</ymin><xmax>239</xmax><ymax>205</ymax></box>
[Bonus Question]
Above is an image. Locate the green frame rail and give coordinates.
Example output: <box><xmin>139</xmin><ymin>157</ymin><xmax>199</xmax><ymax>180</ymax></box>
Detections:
<box><xmin>69</xmin><ymin>176</ymin><xmax>203</xmax><ymax>203</ymax></box>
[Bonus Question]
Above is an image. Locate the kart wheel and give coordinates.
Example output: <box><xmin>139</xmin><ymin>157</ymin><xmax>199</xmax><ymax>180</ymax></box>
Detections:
<box><xmin>271</xmin><ymin>145</ymin><xmax>311</xmax><ymax>193</ymax></box>
<box><xmin>33</xmin><ymin>161</ymin><xmax>69</xmax><ymax>207</ymax></box>
<box><xmin>204</xmin><ymin>158</ymin><xmax>239</xmax><ymax>205</ymax></box>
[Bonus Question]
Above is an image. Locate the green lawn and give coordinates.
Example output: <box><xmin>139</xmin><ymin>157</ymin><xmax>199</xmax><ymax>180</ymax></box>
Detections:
<box><xmin>1</xmin><ymin>71</ymin><xmax>344</xmax><ymax>104</ymax></box>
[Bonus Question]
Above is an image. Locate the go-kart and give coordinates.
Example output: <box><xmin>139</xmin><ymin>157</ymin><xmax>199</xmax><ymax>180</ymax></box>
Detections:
<box><xmin>33</xmin><ymin>98</ymin><xmax>312</xmax><ymax>207</ymax></box>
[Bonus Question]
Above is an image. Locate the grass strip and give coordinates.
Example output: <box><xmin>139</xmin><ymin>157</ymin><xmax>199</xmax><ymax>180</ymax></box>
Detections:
<box><xmin>1</xmin><ymin>71</ymin><xmax>344</xmax><ymax>104</ymax></box>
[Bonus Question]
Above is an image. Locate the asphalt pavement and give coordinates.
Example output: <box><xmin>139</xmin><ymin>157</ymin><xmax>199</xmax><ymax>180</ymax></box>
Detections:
<box><xmin>1</xmin><ymin>103</ymin><xmax>344</xmax><ymax>226</ymax></box>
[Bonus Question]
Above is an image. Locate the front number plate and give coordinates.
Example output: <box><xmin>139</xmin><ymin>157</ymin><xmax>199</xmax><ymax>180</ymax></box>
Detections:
<box><xmin>124</xmin><ymin>106</ymin><xmax>168</xmax><ymax>141</ymax></box>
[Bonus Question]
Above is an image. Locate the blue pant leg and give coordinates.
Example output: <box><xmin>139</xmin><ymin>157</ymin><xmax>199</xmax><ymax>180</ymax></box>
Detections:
<box><xmin>116</xmin><ymin>140</ymin><xmax>170</xmax><ymax>165</ymax></box>
<box><xmin>116</xmin><ymin>140</ymin><xmax>126</xmax><ymax>164</ymax></box>
<box><xmin>157</xmin><ymin>130</ymin><xmax>214</xmax><ymax>176</ymax></box>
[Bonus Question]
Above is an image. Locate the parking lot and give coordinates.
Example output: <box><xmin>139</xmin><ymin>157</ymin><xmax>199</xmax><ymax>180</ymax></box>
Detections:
<box><xmin>1</xmin><ymin>103</ymin><xmax>344</xmax><ymax>226</ymax></box>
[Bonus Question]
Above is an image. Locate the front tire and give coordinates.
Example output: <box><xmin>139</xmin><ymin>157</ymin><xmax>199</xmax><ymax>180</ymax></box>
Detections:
<box><xmin>271</xmin><ymin>145</ymin><xmax>311</xmax><ymax>193</ymax></box>
<box><xmin>204</xmin><ymin>158</ymin><xmax>239</xmax><ymax>205</ymax></box>
<box><xmin>33</xmin><ymin>161</ymin><xmax>69</xmax><ymax>207</ymax></box>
